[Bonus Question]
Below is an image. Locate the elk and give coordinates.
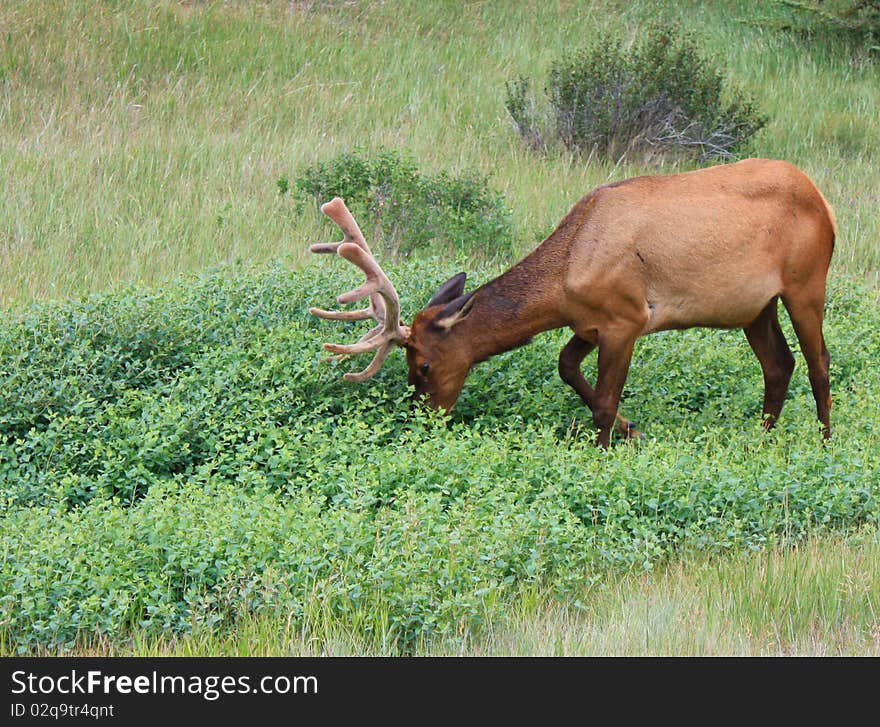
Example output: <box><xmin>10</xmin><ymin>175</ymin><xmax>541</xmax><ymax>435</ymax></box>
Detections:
<box><xmin>308</xmin><ymin>158</ymin><xmax>836</xmax><ymax>448</ymax></box>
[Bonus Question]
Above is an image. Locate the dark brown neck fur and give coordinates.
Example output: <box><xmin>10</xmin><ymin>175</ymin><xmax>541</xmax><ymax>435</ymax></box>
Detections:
<box><xmin>450</xmin><ymin>193</ymin><xmax>598</xmax><ymax>364</ymax></box>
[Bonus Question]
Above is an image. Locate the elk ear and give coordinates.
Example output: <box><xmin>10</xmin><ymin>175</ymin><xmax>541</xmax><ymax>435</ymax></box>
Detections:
<box><xmin>434</xmin><ymin>291</ymin><xmax>476</xmax><ymax>331</ymax></box>
<box><xmin>427</xmin><ymin>272</ymin><xmax>467</xmax><ymax>307</ymax></box>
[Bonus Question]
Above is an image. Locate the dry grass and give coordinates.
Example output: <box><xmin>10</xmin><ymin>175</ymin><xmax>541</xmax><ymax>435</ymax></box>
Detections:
<box><xmin>1</xmin><ymin>0</ymin><xmax>878</xmax><ymax>303</ymax></box>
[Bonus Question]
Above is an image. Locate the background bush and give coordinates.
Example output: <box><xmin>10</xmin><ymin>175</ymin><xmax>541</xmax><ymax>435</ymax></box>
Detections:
<box><xmin>506</xmin><ymin>24</ymin><xmax>767</xmax><ymax>160</ymax></box>
<box><xmin>286</xmin><ymin>148</ymin><xmax>516</xmax><ymax>260</ymax></box>
<box><xmin>1</xmin><ymin>260</ymin><xmax>878</xmax><ymax>651</ymax></box>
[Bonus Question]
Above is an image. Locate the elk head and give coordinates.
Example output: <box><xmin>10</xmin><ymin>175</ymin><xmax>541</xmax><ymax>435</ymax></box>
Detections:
<box><xmin>309</xmin><ymin>197</ymin><xmax>475</xmax><ymax>411</ymax></box>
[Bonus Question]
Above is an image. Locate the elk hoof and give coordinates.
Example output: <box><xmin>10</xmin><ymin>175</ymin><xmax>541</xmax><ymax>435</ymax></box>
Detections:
<box><xmin>619</xmin><ymin>420</ymin><xmax>643</xmax><ymax>440</ymax></box>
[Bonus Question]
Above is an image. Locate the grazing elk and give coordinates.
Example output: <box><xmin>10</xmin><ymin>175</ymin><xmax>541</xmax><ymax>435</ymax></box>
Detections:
<box><xmin>308</xmin><ymin>158</ymin><xmax>836</xmax><ymax>447</ymax></box>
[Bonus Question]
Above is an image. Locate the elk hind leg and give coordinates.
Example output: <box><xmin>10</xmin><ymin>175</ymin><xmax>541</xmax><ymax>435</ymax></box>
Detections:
<box><xmin>780</xmin><ymin>292</ymin><xmax>831</xmax><ymax>439</ymax></box>
<box><xmin>743</xmin><ymin>297</ymin><xmax>795</xmax><ymax>431</ymax></box>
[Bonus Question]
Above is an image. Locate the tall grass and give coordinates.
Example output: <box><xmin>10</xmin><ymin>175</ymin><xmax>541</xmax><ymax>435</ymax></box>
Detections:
<box><xmin>1</xmin><ymin>0</ymin><xmax>878</xmax><ymax>304</ymax></box>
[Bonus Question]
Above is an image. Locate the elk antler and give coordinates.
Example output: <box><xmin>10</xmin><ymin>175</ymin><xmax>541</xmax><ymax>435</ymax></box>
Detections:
<box><xmin>309</xmin><ymin>197</ymin><xmax>410</xmax><ymax>382</ymax></box>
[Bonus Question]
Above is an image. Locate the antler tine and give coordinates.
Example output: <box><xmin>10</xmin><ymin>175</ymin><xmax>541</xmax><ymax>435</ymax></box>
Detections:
<box><xmin>309</xmin><ymin>197</ymin><xmax>371</xmax><ymax>255</ymax></box>
<box><xmin>309</xmin><ymin>197</ymin><xmax>410</xmax><ymax>381</ymax></box>
<box><xmin>340</xmin><ymin>340</ymin><xmax>395</xmax><ymax>382</ymax></box>
<box><xmin>309</xmin><ymin>197</ymin><xmax>387</xmax><ymax>324</ymax></box>
<box><xmin>318</xmin><ymin>242</ymin><xmax>409</xmax><ymax>351</ymax></box>
<box><xmin>308</xmin><ymin>306</ymin><xmax>376</xmax><ymax>322</ymax></box>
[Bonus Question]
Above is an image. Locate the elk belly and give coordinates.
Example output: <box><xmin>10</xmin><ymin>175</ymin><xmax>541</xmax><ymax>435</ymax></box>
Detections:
<box><xmin>644</xmin><ymin>275</ymin><xmax>781</xmax><ymax>332</ymax></box>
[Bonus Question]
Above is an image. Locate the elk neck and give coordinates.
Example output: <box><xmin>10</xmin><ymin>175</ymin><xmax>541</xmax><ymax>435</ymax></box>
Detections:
<box><xmin>451</xmin><ymin>220</ymin><xmax>578</xmax><ymax>366</ymax></box>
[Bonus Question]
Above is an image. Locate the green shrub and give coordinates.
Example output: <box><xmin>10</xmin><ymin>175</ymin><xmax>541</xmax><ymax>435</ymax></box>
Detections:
<box><xmin>288</xmin><ymin>148</ymin><xmax>515</xmax><ymax>260</ymax></box>
<box><xmin>506</xmin><ymin>24</ymin><xmax>767</xmax><ymax>160</ymax></box>
<box><xmin>1</xmin><ymin>260</ymin><xmax>879</xmax><ymax>651</ymax></box>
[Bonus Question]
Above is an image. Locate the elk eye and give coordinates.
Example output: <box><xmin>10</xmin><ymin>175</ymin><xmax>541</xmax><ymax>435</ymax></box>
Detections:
<box><xmin>420</xmin><ymin>362</ymin><xmax>430</xmax><ymax>375</ymax></box>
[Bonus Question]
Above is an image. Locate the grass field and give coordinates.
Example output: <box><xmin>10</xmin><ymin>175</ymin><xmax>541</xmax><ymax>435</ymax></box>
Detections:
<box><xmin>1</xmin><ymin>0</ymin><xmax>879</xmax><ymax>655</ymax></box>
<box><xmin>1</xmin><ymin>0</ymin><xmax>878</xmax><ymax>303</ymax></box>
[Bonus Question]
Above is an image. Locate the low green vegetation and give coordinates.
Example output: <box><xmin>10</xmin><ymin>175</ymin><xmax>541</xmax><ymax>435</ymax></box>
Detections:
<box><xmin>1</xmin><ymin>262</ymin><xmax>878</xmax><ymax>652</ymax></box>
<box><xmin>37</xmin><ymin>535</ymin><xmax>879</xmax><ymax>656</ymax></box>
<box><xmin>769</xmin><ymin>0</ymin><xmax>880</xmax><ymax>46</ymax></box>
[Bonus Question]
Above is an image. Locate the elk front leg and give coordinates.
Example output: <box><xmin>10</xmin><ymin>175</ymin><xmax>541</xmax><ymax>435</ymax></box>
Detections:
<box><xmin>591</xmin><ymin>331</ymin><xmax>639</xmax><ymax>448</ymax></box>
<box><xmin>558</xmin><ymin>334</ymin><xmax>641</xmax><ymax>442</ymax></box>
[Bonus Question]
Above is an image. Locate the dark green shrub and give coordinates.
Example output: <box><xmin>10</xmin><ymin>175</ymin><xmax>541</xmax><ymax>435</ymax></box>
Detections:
<box><xmin>290</xmin><ymin>148</ymin><xmax>515</xmax><ymax>260</ymax></box>
<box><xmin>506</xmin><ymin>25</ymin><xmax>767</xmax><ymax>161</ymax></box>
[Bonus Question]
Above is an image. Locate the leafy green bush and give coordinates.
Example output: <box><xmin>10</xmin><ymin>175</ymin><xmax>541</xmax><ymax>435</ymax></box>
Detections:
<box><xmin>1</xmin><ymin>260</ymin><xmax>879</xmax><ymax>651</ymax></box>
<box><xmin>506</xmin><ymin>25</ymin><xmax>767</xmax><ymax>160</ymax></box>
<box><xmin>287</xmin><ymin>148</ymin><xmax>515</xmax><ymax>260</ymax></box>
